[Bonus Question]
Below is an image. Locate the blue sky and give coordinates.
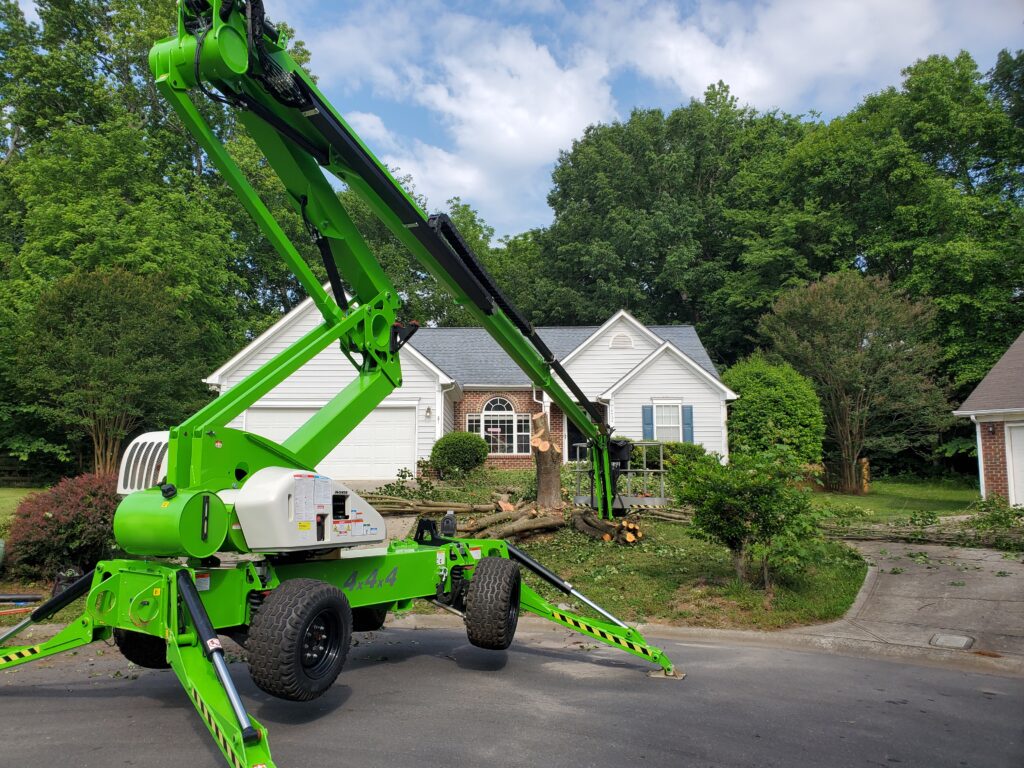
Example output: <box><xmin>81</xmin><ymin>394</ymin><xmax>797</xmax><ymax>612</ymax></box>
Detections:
<box><xmin>19</xmin><ymin>0</ymin><xmax>1024</xmax><ymax>236</ymax></box>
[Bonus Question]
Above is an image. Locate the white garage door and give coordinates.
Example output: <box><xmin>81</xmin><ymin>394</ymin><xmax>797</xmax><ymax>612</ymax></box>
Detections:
<box><xmin>1009</xmin><ymin>424</ymin><xmax>1024</xmax><ymax>507</ymax></box>
<box><xmin>245</xmin><ymin>406</ymin><xmax>417</xmax><ymax>482</ymax></box>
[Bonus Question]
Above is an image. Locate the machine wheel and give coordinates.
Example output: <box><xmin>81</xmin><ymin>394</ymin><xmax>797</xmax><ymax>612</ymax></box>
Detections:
<box><xmin>113</xmin><ymin>628</ymin><xmax>170</xmax><ymax>669</ymax></box>
<box><xmin>247</xmin><ymin>579</ymin><xmax>352</xmax><ymax>701</ymax></box>
<box><xmin>352</xmin><ymin>606</ymin><xmax>388</xmax><ymax>632</ymax></box>
<box><xmin>464</xmin><ymin>557</ymin><xmax>521</xmax><ymax>650</ymax></box>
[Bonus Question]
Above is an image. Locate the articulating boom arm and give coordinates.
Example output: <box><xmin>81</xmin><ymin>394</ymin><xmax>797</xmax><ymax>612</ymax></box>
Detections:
<box><xmin>149</xmin><ymin>0</ymin><xmax>622</xmax><ymax>517</ymax></box>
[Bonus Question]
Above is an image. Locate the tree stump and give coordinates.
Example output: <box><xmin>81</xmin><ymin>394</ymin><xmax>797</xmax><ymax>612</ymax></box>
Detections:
<box><xmin>531</xmin><ymin>411</ymin><xmax>562</xmax><ymax>509</ymax></box>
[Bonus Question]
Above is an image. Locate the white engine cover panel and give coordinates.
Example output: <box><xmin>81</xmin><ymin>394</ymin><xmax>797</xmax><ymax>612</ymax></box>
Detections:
<box><xmin>233</xmin><ymin>467</ymin><xmax>386</xmax><ymax>552</ymax></box>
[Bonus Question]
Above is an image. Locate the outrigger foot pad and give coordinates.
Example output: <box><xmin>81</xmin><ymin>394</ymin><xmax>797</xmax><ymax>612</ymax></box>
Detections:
<box><xmin>647</xmin><ymin>668</ymin><xmax>686</xmax><ymax>680</ymax></box>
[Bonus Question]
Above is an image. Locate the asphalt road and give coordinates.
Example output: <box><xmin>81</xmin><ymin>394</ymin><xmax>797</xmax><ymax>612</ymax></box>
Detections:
<box><xmin>1</xmin><ymin>625</ymin><xmax>1021</xmax><ymax>768</ymax></box>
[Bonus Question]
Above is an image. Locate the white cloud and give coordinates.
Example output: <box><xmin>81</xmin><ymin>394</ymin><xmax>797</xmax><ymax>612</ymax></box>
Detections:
<box><xmin>289</xmin><ymin>6</ymin><xmax>615</xmax><ymax>233</ymax></box>
<box><xmin>270</xmin><ymin>0</ymin><xmax>1023</xmax><ymax>235</ymax></box>
<box><xmin>344</xmin><ymin>111</ymin><xmax>400</xmax><ymax>153</ymax></box>
<box><xmin>579</xmin><ymin>0</ymin><xmax>1022</xmax><ymax>113</ymax></box>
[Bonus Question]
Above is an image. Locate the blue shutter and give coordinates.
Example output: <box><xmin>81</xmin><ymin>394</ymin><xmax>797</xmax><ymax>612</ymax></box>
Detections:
<box><xmin>682</xmin><ymin>405</ymin><xmax>694</xmax><ymax>443</ymax></box>
<box><xmin>641</xmin><ymin>405</ymin><xmax>654</xmax><ymax>440</ymax></box>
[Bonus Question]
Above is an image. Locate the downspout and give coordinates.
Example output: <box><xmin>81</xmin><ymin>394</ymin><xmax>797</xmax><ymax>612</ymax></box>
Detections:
<box><xmin>438</xmin><ymin>381</ymin><xmax>458</xmax><ymax>439</ymax></box>
<box><xmin>532</xmin><ymin>386</ymin><xmax>549</xmax><ymax>415</ymax></box>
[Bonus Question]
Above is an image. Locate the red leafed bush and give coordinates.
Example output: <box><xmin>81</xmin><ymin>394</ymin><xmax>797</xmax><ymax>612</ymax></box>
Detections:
<box><xmin>5</xmin><ymin>473</ymin><xmax>119</xmax><ymax>579</ymax></box>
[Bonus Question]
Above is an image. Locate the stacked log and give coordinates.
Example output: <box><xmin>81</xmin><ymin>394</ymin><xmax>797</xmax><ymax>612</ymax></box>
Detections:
<box><xmin>573</xmin><ymin>510</ymin><xmax>643</xmax><ymax>545</ymax></box>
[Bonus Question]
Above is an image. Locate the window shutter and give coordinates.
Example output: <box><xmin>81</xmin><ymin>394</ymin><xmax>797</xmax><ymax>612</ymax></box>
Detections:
<box><xmin>682</xmin><ymin>405</ymin><xmax>694</xmax><ymax>443</ymax></box>
<box><xmin>641</xmin><ymin>405</ymin><xmax>654</xmax><ymax>440</ymax></box>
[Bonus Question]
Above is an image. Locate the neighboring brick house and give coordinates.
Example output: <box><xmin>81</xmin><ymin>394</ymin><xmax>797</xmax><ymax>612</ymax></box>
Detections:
<box><xmin>953</xmin><ymin>330</ymin><xmax>1024</xmax><ymax>505</ymax></box>
<box><xmin>207</xmin><ymin>306</ymin><xmax>734</xmax><ymax>480</ymax></box>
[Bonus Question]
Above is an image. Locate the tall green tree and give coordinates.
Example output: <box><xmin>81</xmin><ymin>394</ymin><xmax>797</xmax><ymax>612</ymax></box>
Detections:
<box><xmin>760</xmin><ymin>273</ymin><xmax>950</xmax><ymax>493</ymax></box>
<box><xmin>17</xmin><ymin>269</ymin><xmax>210</xmax><ymax>474</ymax></box>
<box><xmin>538</xmin><ymin>85</ymin><xmax>813</xmax><ymax>360</ymax></box>
<box><xmin>778</xmin><ymin>52</ymin><xmax>1024</xmax><ymax>392</ymax></box>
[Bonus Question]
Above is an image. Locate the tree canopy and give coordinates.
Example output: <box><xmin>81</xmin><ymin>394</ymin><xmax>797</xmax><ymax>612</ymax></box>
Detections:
<box><xmin>760</xmin><ymin>273</ymin><xmax>951</xmax><ymax>493</ymax></box>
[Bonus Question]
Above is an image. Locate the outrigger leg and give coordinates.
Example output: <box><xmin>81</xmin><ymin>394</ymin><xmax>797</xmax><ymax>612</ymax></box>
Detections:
<box><xmin>506</xmin><ymin>545</ymin><xmax>682</xmax><ymax>678</ymax></box>
<box><xmin>0</xmin><ymin>562</ymin><xmax>275</xmax><ymax>768</ymax></box>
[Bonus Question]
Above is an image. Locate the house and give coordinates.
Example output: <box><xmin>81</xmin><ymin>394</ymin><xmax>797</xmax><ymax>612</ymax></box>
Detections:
<box><xmin>205</xmin><ymin>306</ymin><xmax>736</xmax><ymax>482</ymax></box>
<box><xmin>953</xmin><ymin>330</ymin><xmax>1024</xmax><ymax>505</ymax></box>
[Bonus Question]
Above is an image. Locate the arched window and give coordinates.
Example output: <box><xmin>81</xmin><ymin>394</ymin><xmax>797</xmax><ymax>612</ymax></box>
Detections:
<box><xmin>467</xmin><ymin>397</ymin><xmax>531</xmax><ymax>454</ymax></box>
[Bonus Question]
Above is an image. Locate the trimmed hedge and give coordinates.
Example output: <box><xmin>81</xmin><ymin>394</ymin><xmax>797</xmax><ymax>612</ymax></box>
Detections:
<box><xmin>5</xmin><ymin>473</ymin><xmax>119</xmax><ymax>579</ymax></box>
<box><xmin>723</xmin><ymin>352</ymin><xmax>825</xmax><ymax>465</ymax></box>
<box><xmin>430</xmin><ymin>431</ymin><xmax>489</xmax><ymax>476</ymax></box>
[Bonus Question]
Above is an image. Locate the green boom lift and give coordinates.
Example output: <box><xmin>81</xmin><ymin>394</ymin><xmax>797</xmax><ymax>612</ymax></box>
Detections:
<box><xmin>0</xmin><ymin>3</ymin><xmax>678</xmax><ymax>766</ymax></box>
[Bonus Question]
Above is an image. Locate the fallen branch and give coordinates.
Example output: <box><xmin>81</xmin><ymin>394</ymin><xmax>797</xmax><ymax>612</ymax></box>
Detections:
<box><xmin>460</xmin><ymin>505</ymin><xmax>533</xmax><ymax>533</ymax></box>
<box><xmin>480</xmin><ymin>513</ymin><xmax>565</xmax><ymax>540</ymax></box>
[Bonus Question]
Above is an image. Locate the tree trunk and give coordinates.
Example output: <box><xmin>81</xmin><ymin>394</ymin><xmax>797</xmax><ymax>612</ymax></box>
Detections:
<box><xmin>731</xmin><ymin>548</ymin><xmax>747</xmax><ymax>582</ymax></box>
<box><xmin>531</xmin><ymin>411</ymin><xmax>562</xmax><ymax>509</ymax></box>
<box><xmin>838</xmin><ymin>455</ymin><xmax>861</xmax><ymax>494</ymax></box>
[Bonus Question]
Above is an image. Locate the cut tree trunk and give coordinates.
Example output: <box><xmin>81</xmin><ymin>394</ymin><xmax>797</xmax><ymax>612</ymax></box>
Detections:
<box><xmin>531</xmin><ymin>411</ymin><xmax>562</xmax><ymax>509</ymax></box>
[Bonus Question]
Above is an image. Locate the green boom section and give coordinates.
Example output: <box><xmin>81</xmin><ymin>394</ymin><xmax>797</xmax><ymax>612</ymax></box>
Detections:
<box><xmin>146</xmin><ymin>0</ymin><xmax>618</xmax><ymax>518</ymax></box>
<box><xmin>0</xmin><ymin>5</ymin><xmax>678</xmax><ymax>768</ymax></box>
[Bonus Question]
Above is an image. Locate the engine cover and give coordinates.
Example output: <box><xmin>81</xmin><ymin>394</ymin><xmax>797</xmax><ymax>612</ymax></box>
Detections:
<box><xmin>233</xmin><ymin>467</ymin><xmax>387</xmax><ymax>552</ymax></box>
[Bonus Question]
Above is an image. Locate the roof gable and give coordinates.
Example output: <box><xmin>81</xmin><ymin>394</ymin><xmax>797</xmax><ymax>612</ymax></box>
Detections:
<box><xmin>560</xmin><ymin>310</ymin><xmax>662</xmax><ymax>366</ymax></box>
<box><xmin>954</xmin><ymin>331</ymin><xmax>1024</xmax><ymax>415</ymax></box>
<box><xmin>207</xmin><ymin>302</ymin><xmax>721</xmax><ymax>392</ymax></box>
<box><xmin>601</xmin><ymin>342</ymin><xmax>738</xmax><ymax>400</ymax></box>
<box><xmin>205</xmin><ymin>288</ymin><xmax>453</xmax><ymax>389</ymax></box>
<box><xmin>409</xmin><ymin>322</ymin><xmax>719</xmax><ymax>387</ymax></box>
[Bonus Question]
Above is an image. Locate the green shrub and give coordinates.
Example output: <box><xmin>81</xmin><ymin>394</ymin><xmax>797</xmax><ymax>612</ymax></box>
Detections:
<box><xmin>5</xmin><ymin>473</ymin><xmax>119</xmax><ymax>579</ymax></box>
<box><xmin>966</xmin><ymin>495</ymin><xmax>1023</xmax><ymax>530</ymax></box>
<box><xmin>662</xmin><ymin>441</ymin><xmax>711</xmax><ymax>469</ymax></box>
<box><xmin>668</xmin><ymin>447</ymin><xmax>824</xmax><ymax>587</ymax></box>
<box><xmin>723</xmin><ymin>353</ymin><xmax>825</xmax><ymax>464</ymax></box>
<box><xmin>430</xmin><ymin>431</ymin><xmax>489</xmax><ymax>477</ymax></box>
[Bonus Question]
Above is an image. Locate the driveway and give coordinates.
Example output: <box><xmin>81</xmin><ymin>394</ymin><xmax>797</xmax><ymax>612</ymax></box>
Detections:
<box><xmin>1</xmin><ymin>622</ymin><xmax>1022</xmax><ymax>768</ymax></box>
<box><xmin>787</xmin><ymin>542</ymin><xmax>1024</xmax><ymax>663</ymax></box>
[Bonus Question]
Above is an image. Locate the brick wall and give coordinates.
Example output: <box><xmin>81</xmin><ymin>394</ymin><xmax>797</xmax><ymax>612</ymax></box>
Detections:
<box><xmin>453</xmin><ymin>390</ymin><xmax>565</xmax><ymax>469</ymax></box>
<box><xmin>979</xmin><ymin>421</ymin><xmax>1008</xmax><ymax>499</ymax></box>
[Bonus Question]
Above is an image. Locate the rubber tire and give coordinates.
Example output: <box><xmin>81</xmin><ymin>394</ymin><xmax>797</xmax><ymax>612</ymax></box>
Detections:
<box><xmin>247</xmin><ymin>579</ymin><xmax>352</xmax><ymax>702</ymax></box>
<box><xmin>113</xmin><ymin>628</ymin><xmax>170</xmax><ymax>669</ymax></box>
<box><xmin>464</xmin><ymin>557</ymin><xmax>521</xmax><ymax>650</ymax></box>
<box><xmin>352</xmin><ymin>606</ymin><xmax>388</xmax><ymax>632</ymax></box>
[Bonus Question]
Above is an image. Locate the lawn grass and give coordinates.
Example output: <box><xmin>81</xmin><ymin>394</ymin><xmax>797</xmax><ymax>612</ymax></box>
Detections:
<box><xmin>381</xmin><ymin>468</ymin><xmax>868</xmax><ymax>630</ymax></box>
<box><xmin>811</xmin><ymin>478</ymin><xmax>980</xmax><ymax>523</ymax></box>
<box><xmin>374</xmin><ymin>467</ymin><xmax>538</xmax><ymax>505</ymax></box>
<box><xmin>0</xmin><ymin>487</ymin><xmax>44</xmax><ymax>539</ymax></box>
<box><xmin>518</xmin><ymin>520</ymin><xmax>866</xmax><ymax>630</ymax></box>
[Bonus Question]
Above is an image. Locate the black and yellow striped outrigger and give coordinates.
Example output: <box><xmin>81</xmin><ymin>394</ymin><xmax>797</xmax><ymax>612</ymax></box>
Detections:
<box><xmin>507</xmin><ymin>544</ymin><xmax>678</xmax><ymax>676</ymax></box>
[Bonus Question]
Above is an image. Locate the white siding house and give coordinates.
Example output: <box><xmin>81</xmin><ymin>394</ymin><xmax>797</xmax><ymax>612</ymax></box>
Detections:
<box><xmin>205</xmin><ymin>292</ymin><xmax>460</xmax><ymax>481</ymax></box>
<box><xmin>206</xmin><ymin>307</ymin><xmax>734</xmax><ymax>481</ymax></box>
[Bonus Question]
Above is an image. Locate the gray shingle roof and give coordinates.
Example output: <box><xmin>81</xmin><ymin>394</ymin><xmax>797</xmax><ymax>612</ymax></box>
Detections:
<box><xmin>955</xmin><ymin>330</ymin><xmax>1024</xmax><ymax>414</ymax></box>
<box><xmin>410</xmin><ymin>324</ymin><xmax>718</xmax><ymax>386</ymax></box>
